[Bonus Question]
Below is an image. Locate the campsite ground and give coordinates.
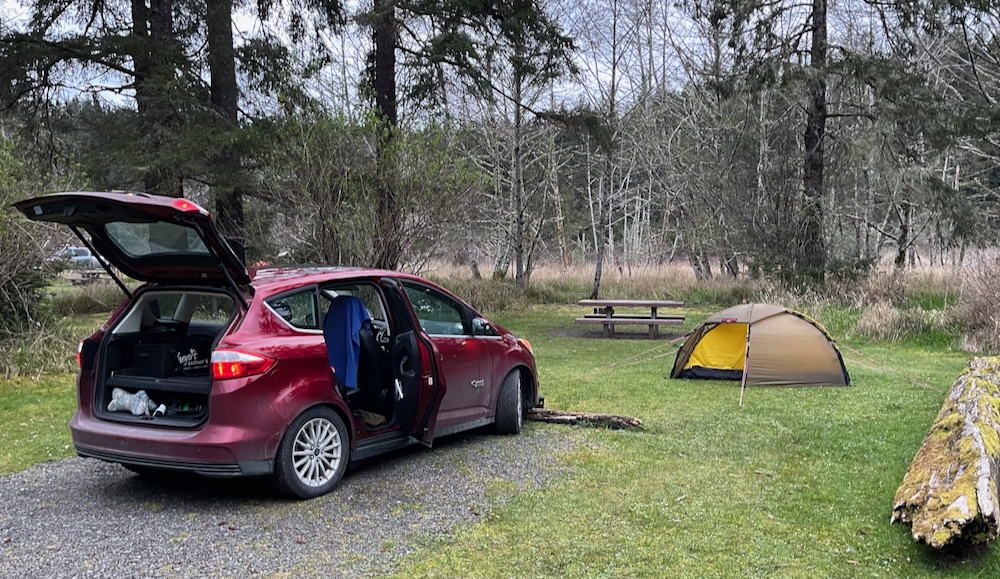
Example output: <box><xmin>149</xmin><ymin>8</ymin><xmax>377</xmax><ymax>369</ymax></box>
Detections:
<box><xmin>389</xmin><ymin>305</ymin><xmax>993</xmax><ymax>578</ymax></box>
<box><xmin>2</xmin><ymin>300</ymin><xmax>997</xmax><ymax>577</ymax></box>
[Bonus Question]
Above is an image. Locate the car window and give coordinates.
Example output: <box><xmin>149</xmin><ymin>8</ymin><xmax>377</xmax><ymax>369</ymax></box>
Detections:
<box><xmin>189</xmin><ymin>294</ymin><xmax>235</xmax><ymax>324</ymax></box>
<box><xmin>104</xmin><ymin>221</ymin><xmax>209</xmax><ymax>257</ymax></box>
<box><xmin>400</xmin><ymin>282</ymin><xmax>466</xmax><ymax>336</ymax></box>
<box><xmin>145</xmin><ymin>293</ymin><xmax>180</xmax><ymax>320</ymax></box>
<box><xmin>131</xmin><ymin>291</ymin><xmax>235</xmax><ymax>332</ymax></box>
<box><xmin>266</xmin><ymin>289</ymin><xmax>320</xmax><ymax>330</ymax></box>
<box><xmin>320</xmin><ymin>284</ymin><xmax>388</xmax><ymax>325</ymax></box>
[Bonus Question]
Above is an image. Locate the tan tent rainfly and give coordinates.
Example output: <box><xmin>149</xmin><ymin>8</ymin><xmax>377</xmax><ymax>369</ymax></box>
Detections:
<box><xmin>670</xmin><ymin>304</ymin><xmax>850</xmax><ymax>387</ymax></box>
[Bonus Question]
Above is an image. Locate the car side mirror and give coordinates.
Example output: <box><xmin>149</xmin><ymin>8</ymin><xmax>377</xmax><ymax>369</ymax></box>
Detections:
<box><xmin>472</xmin><ymin>317</ymin><xmax>491</xmax><ymax>336</ymax></box>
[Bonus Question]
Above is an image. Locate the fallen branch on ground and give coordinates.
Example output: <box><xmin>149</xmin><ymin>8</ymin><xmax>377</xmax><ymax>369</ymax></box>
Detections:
<box><xmin>527</xmin><ymin>408</ymin><xmax>643</xmax><ymax>430</ymax></box>
<box><xmin>891</xmin><ymin>356</ymin><xmax>1000</xmax><ymax>548</ymax></box>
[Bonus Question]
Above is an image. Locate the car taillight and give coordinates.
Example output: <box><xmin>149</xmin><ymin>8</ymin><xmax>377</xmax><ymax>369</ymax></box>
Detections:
<box><xmin>170</xmin><ymin>197</ymin><xmax>209</xmax><ymax>216</ymax></box>
<box><xmin>77</xmin><ymin>340</ymin><xmax>83</xmax><ymax>368</ymax></box>
<box><xmin>519</xmin><ymin>338</ymin><xmax>532</xmax><ymax>352</ymax></box>
<box><xmin>211</xmin><ymin>349</ymin><xmax>276</xmax><ymax>380</ymax></box>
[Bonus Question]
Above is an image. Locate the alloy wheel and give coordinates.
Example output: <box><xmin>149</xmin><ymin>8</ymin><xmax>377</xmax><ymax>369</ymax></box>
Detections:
<box><xmin>292</xmin><ymin>417</ymin><xmax>343</xmax><ymax>487</ymax></box>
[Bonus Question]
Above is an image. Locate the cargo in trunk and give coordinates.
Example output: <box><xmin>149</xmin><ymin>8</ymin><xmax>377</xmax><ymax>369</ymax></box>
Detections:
<box><xmin>96</xmin><ymin>289</ymin><xmax>237</xmax><ymax>426</ymax></box>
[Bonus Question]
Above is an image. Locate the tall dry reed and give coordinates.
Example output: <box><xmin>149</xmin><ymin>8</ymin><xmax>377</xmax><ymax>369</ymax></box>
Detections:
<box><xmin>956</xmin><ymin>257</ymin><xmax>1000</xmax><ymax>352</ymax></box>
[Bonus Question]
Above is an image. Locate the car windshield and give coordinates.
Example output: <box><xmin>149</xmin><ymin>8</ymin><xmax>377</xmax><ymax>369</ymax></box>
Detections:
<box><xmin>104</xmin><ymin>221</ymin><xmax>209</xmax><ymax>257</ymax></box>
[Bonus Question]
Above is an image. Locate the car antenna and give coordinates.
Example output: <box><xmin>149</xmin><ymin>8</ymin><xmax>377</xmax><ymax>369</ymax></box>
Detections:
<box><xmin>69</xmin><ymin>226</ymin><xmax>133</xmax><ymax>299</ymax></box>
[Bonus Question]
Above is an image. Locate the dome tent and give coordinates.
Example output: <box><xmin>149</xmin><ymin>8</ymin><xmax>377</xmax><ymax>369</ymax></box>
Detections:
<box><xmin>670</xmin><ymin>304</ymin><xmax>850</xmax><ymax>387</ymax></box>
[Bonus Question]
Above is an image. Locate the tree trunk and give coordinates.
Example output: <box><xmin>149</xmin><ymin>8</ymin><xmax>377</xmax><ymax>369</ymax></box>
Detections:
<box><xmin>590</xmin><ymin>155</ymin><xmax>612</xmax><ymax>299</ymax></box>
<box><xmin>372</xmin><ymin>0</ymin><xmax>398</xmax><ymax>129</ymax></box>
<box><xmin>206</xmin><ymin>0</ymin><xmax>246</xmax><ymax>262</ymax></box>
<box><xmin>800</xmin><ymin>0</ymin><xmax>827</xmax><ymax>282</ymax></box>
<box><xmin>586</xmin><ymin>146</ymin><xmax>598</xmax><ymax>253</ymax></box>
<box><xmin>895</xmin><ymin>201</ymin><xmax>910</xmax><ymax>270</ymax></box>
<box><xmin>590</xmin><ymin>1</ymin><xmax>620</xmax><ymax>300</ymax></box>
<box><xmin>467</xmin><ymin>228</ymin><xmax>482</xmax><ymax>279</ymax></box>
<box><xmin>207</xmin><ymin>0</ymin><xmax>238</xmax><ymax>122</ymax></box>
<box><xmin>131</xmin><ymin>0</ymin><xmax>150</xmax><ymax>111</ymax></box>
<box><xmin>513</xmin><ymin>73</ymin><xmax>526</xmax><ymax>290</ymax></box>
<box><xmin>132</xmin><ymin>0</ymin><xmax>181</xmax><ymax>197</ymax></box>
<box><xmin>550</xmin><ymin>138</ymin><xmax>568</xmax><ymax>269</ymax></box>
<box><xmin>891</xmin><ymin>357</ymin><xmax>1000</xmax><ymax>548</ymax></box>
<box><xmin>523</xmin><ymin>193</ymin><xmax>547</xmax><ymax>287</ymax></box>
<box><xmin>723</xmin><ymin>254</ymin><xmax>739</xmax><ymax>278</ymax></box>
<box><xmin>151</xmin><ymin>0</ymin><xmax>179</xmax><ymax>196</ymax></box>
<box><xmin>689</xmin><ymin>250</ymin><xmax>703</xmax><ymax>280</ymax></box>
<box><xmin>693</xmin><ymin>245</ymin><xmax>712</xmax><ymax>280</ymax></box>
<box><xmin>372</xmin><ymin>0</ymin><xmax>400</xmax><ymax>269</ymax></box>
<box><xmin>493</xmin><ymin>240</ymin><xmax>511</xmax><ymax>280</ymax></box>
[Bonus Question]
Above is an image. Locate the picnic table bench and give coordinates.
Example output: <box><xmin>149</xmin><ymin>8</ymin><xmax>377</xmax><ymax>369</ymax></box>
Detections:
<box><xmin>575</xmin><ymin>299</ymin><xmax>685</xmax><ymax>338</ymax></box>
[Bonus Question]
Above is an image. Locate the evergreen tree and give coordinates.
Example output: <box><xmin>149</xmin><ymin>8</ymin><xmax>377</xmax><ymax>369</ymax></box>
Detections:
<box><xmin>360</xmin><ymin>0</ymin><xmax>573</xmax><ymax>269</ymax></box>
<box><xmin>0</xmin><ymin>1</ymin><xmax>338</xmax><ymax>260</ymax></box>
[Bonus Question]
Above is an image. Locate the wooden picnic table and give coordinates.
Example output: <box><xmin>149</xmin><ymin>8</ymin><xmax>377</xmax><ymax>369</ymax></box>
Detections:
<box><xmin>575</xmin><ymin>299</ymin><xmax>685</xmax><ymax>338</ymax></box>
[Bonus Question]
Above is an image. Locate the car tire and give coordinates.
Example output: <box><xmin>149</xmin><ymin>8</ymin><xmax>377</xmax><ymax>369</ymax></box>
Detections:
<box><xmin>271</xmin><ymin>406</ymin><xmax>350</xmax><ymax>499</ymax></box>
<box><xmin>494</xmin><ymin>370</ymin><xmax>523</xmax><ymax>435</ymax></box>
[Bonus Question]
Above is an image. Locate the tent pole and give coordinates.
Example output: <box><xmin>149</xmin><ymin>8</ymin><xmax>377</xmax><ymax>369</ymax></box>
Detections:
<box><xmin>739</xmin><ymin>306</ymin><xmax>754</xmax><ymax>407</ymax></box>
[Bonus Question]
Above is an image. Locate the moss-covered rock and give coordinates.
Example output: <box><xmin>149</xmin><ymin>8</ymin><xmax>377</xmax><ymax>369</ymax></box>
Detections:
<box><xmin>891</xmin><ymin>357</ymin><xmax>1000</xmax><ymax>548</ymax></box>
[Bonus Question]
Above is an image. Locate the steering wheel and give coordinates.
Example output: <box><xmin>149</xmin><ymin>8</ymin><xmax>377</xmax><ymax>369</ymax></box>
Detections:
<box><xmin>372</xmin><ymin>321</ymin><xmax>390</xmax><ymax>345</ymax></box>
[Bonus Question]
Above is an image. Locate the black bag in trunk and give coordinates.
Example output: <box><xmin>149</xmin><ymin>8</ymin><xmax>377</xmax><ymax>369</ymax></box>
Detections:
<box><xmin>134</xmin><ymin>343</ymin><xmax>177</xmax><ymax>378</ymax></box>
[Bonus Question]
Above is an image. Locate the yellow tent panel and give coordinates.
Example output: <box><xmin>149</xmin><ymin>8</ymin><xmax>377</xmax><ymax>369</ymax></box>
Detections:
<box><xmin>684</xmin><ymin>323</ymin><xmax>747</xmax><ymax>371</ymax></box>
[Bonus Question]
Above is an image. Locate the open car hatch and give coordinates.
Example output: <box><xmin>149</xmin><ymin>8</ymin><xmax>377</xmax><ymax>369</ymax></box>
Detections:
<box><xmin>14</xmin><ymin>191</ymin><xmax>250</xmax><ymax>286</ymax></box>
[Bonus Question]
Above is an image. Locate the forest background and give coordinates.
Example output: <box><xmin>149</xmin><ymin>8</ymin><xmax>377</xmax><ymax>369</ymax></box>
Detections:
<box><xmin>1</xmin><ymin>0</ymin><xmax>999</xmax><ymax>356</ymax></box>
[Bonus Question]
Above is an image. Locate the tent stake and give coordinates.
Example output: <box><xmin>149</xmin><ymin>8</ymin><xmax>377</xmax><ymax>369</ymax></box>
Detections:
<box><xmin>739</xmin><ymin>305</ymin><xmax>754</xmax><ymax>407</ymax></box>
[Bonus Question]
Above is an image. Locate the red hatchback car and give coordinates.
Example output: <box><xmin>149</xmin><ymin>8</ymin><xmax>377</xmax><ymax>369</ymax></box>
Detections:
<box><xmin>15</xmin><ymin>191</ymin><xmax>541</xmax><ymax>498</ymax></box>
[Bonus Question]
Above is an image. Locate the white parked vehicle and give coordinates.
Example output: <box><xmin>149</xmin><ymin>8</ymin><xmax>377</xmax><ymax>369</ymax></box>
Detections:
<box><xmin>52</xmin><ymin>246</ymin><xmax>109</xmax><ymax>284</ymax></box>
<box><xmin>53</xmin><ymin>246</ymin><xmax>103</xmax><ymax>269</ymax></box>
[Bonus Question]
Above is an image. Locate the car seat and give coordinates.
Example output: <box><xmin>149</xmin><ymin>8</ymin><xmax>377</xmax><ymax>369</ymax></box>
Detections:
<box><xmin>324</xmin><ymin>295</ymin><xmax>371</xmax><ymax>402</ymax></box>
<box><xmin>324</xmin><ymin>295</ymin><xmax>393</xmax><ymax>416</ymax></box>
<box><xmin>357</xmin><ymin>325</ymin><xmax>394</xmax><ymax>417</ymax></box>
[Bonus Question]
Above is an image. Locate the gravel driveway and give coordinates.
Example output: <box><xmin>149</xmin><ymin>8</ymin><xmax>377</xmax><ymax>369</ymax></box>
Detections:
<box><xmin>0</xmin><ymin>425</ymin><xmax>577</xmax><ymax>578</ymax></box>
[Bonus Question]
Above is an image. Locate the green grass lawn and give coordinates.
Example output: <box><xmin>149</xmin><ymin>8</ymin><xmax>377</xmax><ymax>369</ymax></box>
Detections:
<box><xmin>0</xmin><ymin>304</ymin><xmax>995</xmax><ymax>577</ymax></box>
<box><xmin>0</xmin><ymin>373</ymin><xmax>76</xmax><ymax>475</ymax></box>
<box><xmin>394</xmin><ymin>305</ymin><xmax>997</xmax><ymax>578</ymax></box>
<box><xmin>0</xmin><ymin>312</ymin><xmax>104</xmax><ymax>473</ymax></box>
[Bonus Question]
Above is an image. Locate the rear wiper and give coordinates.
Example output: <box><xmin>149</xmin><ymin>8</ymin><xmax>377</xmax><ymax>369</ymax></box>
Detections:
<box><xmin>69</xmin><ymin>225</ymin><xmax>132</xmax><ymax>299</ymax></box>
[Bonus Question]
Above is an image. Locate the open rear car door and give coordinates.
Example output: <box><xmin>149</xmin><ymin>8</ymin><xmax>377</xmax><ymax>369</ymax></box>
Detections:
<box><xmin>14</xmin><ymin>192</ymin><xmax>249</xmax><ymax>290</ymax></box>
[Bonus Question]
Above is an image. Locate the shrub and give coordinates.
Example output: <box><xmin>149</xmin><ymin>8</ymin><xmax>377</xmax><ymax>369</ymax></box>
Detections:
<box><xmin>852</xmin><ymin>302</ymin><xmax>944</xmax><ymax>342</ymax></box>
<box><xmin>425</xmin><ymin>276</ymin><xmax>525</xmax><ymax>314</ymax></box>
<box><xmin>0</xmin><ymin>140</ymin><xmax>48</xmax><ymax>335</ymax></box>
<box><xmin>845</xmin><ymin>271</ymin><xmax>908</xmax><ymax>307</ymax></box>
<box><xmin>0</xmin><ymin>324</ymin><xmax>79</xmax><ymax>378</ymax></box>
<box><xmin>956</xmin><ymin>257</ymin><xmax>1000</xmax><ymax>352</ymax></box>
<box><xmin>49</xmin><ymin>282</ymin><xmax>129</xmax><ymax>317</ymax></box>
